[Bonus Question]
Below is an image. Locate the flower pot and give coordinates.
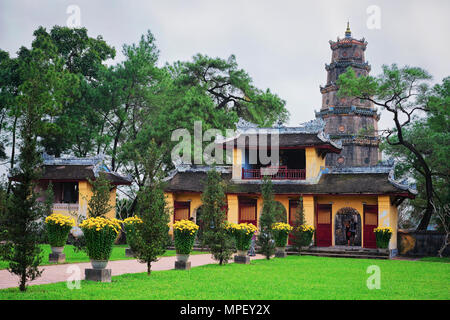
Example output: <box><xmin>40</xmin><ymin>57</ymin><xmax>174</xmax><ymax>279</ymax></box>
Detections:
<box><xmin>51</xmin><ymin>246</ymin><xmax>64</xmax><ymax>254</ymax></box>
<box><xmin>91</xmin><ymin>260</ymin><xmax>108</xmax><ymax>270</ymax></box>
<box><xmin>176</xmin><ymin>254</ymin><xmax>190</xmax><ymax>263</ymax></box>
<box><xmin>237</xmin><ymin>250</ymin><xmax>247</xmax><ymax>257</ymax></box>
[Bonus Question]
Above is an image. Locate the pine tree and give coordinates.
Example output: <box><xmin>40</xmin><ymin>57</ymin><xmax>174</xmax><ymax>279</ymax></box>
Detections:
<box><xmin>258</xmin><ymin>176</ymin><xmax>276</xmax><ymax>259</ymax></box>
<box><xmin>201</xmin><ymin>169</ymin><xmax>234</xmax><ymax>265</ymax></box>
<box><xmin>128</xmin><ymin>142</ymin><xmax>170</xmax><ymax>275</ymax></box>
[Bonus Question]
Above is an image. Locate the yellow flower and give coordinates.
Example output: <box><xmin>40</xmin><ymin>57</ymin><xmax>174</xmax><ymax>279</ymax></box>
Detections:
<box><xmin>45</xmin><ymin>213</ymin><xmax>75</xmax><ymax>227</ymax></box>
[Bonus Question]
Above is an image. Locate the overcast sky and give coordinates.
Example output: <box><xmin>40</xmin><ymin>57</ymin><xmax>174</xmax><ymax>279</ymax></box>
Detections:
<box><xmin>1</xmin><ymin>0</ymin><xmax>449</xmax><ymax>131</ymax></box>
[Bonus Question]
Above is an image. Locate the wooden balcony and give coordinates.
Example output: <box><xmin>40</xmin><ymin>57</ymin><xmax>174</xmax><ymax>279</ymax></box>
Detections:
<box><xmin>241</xmin><ymin>166</ymin><xmax>306</xmax><ymax>180</ymax></box>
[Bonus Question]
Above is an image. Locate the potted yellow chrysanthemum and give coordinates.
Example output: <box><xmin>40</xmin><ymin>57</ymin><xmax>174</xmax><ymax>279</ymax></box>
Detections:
<box><xmin>123</xmin><ymin>216</ymin><xmax>143</xmax><ymax>257</ymax></box>
<box><xmin>173</xmin><ymin>219</ymin><xmax>199</xmax><ymax>264</ymax></box>
<box><xmin>79</xmin><ymin>217</ymin><xmax>122</xmax><ymax>269</ymax></box>
<box><xmin>374</xmin><ymin>226</ymin><xmax>393</xmax><ymax>251</ymax></box>
<box><xmin>226</xmin><ymin>222</ymin><xmax>257</xmax><ymax>263</ymax></box>
<box><xmin>272</xmin><ymin>222</ymin><xmax>293</xmax><ymax>257</ymax></box>
<box><xmin>45</xmin><ymin>213</ymin><xmax>75</xmax><ymax>261</ymax></box>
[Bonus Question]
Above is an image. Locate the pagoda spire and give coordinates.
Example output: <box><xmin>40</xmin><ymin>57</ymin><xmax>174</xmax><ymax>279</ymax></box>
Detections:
<box><xmin>345</xmin><ymin>20</ymin><xmax>352</xmax><ymax>38</ymax></box>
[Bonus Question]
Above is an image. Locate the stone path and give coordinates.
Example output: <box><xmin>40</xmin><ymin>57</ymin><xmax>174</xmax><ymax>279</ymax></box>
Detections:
<box><xmin>0</xmin><ymin>253</ymin><xmax>265</xmax><ymax>290</ymax></box>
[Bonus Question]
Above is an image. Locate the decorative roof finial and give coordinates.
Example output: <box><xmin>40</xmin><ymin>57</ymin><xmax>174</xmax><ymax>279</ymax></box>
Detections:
<box><xmin>345</xmin><ymin>20</ymin><xmax>352</xmax><ymax>38</ymax></box>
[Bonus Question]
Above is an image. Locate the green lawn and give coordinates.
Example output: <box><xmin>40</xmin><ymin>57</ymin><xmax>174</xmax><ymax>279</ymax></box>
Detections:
<box><xmin>0</xmin><ymin>244</ymin><xmax>205</xmax><ymax>270</ymax></box>
<box><xmin>1</xmin><ymin>255</ymin><xmax>448</xmax><ymax>300</ymax></box>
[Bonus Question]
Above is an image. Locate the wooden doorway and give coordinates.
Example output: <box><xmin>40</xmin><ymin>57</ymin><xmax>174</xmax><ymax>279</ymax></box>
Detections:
<box><xmin>363</xmin><ymin>205</ymin><xmax>378</xmax><ymax>248</ymax></box>
<box><xmin>238</xmin><ymin>198</ymin><xmax>257</xmax><ymax>226</ymax></box>
<box><xmin>316</xmin><ymin>204</ymin><xmax>332</xmax><ymax>247</ymax></box>
<box><xmin>174</xmin><ymin>201</ymin><xmax>190</xmax><ymax>222</ymax></box>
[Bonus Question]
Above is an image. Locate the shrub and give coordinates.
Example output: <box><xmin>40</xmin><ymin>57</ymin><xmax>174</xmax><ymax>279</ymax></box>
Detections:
<box><xmin>272</xmin><ymin>222</ymin><xmax>293</xmax><ymax>247</ymax></box>
<box><xmin>226</xmin><ymin>223</ymin><xmax>257</xmax><ymax>251</ymax></box>
<box><xmin>79</xmin><ymin>217</ymin><xmax>122</xmax><ymax>261</ymax></box>
<box><xmin>374</xmin><ymin>227</ymin><xmax>392</xmax><ymax>249</ymax></box>
<box><xmin>173</xmin><ymin>219</ymin><xmax>199</xmax><ymax>254</ymax></box>
<box><xmin>45</xmin><ymin>214</ymin><xmax>75</xmax><ymax>247</ymax></box>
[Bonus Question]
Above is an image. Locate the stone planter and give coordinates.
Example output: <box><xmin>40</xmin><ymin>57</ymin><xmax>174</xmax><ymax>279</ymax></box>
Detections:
<box><xmin>275</xmin><ymin>246</ymin><xmax>287</xmax><ymax>258</ymax></box>
<box><xmin>91</xmin><ymin>260</ymin><xmax>108</xmax><ymax>270</ymax></box>
<box><xmin>49</xmin><ymin>246</ymin><xmax>66</xmax><ymax>263</ymax></box>
<box><xmin>237</xmin><ymin>250</ymin><xmax>248</xmax><ymax>257</ymax></box>
<box><xmin>234</xmin><ymin>249</ymin><xmax>250</xmax><ymax>264</ymax></box>
<box><xmin>51</xmin><ymin>246</ymin><xmax>64</xmax><ymax>254</ymax></box>
<box><xmin>125</xmin><ymin>248</ymin><xmax>135</xmax><ymax>257</ymax></box>
<box><xmin>176</xmin><ymin>253</ymin><xmax>190</xmax><ymax>262</ymax></box>
<box><xmin>175</xmin><ymin>253</ymin><xmax>191</xmax><ymax>270</ymax></box>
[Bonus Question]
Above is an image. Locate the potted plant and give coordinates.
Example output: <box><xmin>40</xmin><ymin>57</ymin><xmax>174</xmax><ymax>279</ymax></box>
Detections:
<box><xmin>45</xmin><ymin>213</ymin><xmax>75</xmax><ymax>260</ymax></box>
<box><xmin>294</xmin><ymin>224</ymin><xmax>315</xmax><ymax>252</ymax></box>
<box><xmin>227</xmin><ymin>222</ymin><xmax>258</xmax><ymax>257</ymax></box>
<box><xmin>122</xmin><ymin>216</ymin><xmax>143</xmax><ymax>257</ymax></box>
<box><xmin>272</xmin><ymin>222</ymin><xmax>293</xmax><ymax>257</ymax></box>
<box><xmin>374</xmin><ymin>227</ymin><xmax>392</xmax><ymax>251</ymax></box>
<box><xmin>79</xmin><ymin>216</ymin><xmax>122</xmax><ymax>269</ymax></box>
<box><xmin>173</xmin><ymin>219</ymin><xmax>199</xmax><ymax>263</ymax></box>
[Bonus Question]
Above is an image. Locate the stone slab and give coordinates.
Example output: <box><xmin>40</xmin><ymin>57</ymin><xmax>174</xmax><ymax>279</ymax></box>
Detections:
<box><xmin>275</xmin><ymin>251</ymin><xmax>287</xmax><ymax>258</ymax></box>
<box><xmin>175</xmin><ymin>260</ymin><xmax>191</xmax><ymax>270</ymax></box>
<box><xmin>85</xmin><ymin>268</ymin><xmax>111</xmax><ymax>282</ymax></box>
<box><xmin>49</xmin><ymin>253</ymin><xmax>66</xmax><ymax>263</ymax></box>
<box><xmin>234</xmin><ymin>255</ymin><xmax>250</xmax><ymax>264</ymax></box>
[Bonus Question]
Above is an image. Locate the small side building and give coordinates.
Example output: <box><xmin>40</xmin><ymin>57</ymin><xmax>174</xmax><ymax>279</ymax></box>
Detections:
<box><xmin>10</xmin><ymin>154</ymin><xmax>131</xmax><ymax>220</ymax></box>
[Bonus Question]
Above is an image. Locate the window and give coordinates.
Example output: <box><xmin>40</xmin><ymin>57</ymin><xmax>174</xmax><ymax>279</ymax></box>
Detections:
<box><xmin>53</xmin><ymin>182</ymin><xmax>78</xmax><ymax>204</ymax></box>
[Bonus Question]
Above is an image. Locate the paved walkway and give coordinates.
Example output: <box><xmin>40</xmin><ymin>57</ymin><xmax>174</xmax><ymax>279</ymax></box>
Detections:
<box><xmin>0</xmin><ymin>253</ymin><xmax>265</xmax><ymax>290</ymax></box>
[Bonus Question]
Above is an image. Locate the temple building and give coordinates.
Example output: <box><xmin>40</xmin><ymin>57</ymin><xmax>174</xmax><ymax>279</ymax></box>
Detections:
<box><xmin>163</xmin><ymin>24</ymin><xmax>416</xmax><ymax>257</ymax></box>
<box><xmin>10</xmin><ymin>154</ymin><xmax>131</xmax><ymax>220</ymax></box>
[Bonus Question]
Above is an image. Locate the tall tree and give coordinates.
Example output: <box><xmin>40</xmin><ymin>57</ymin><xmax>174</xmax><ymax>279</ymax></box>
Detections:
<box><xmin>200</xmin><ymin>169</ymin><xmax>234</xmax><ymax>265</ymax></box>
<box><xmin>337</xmin><ymin>64</ymin><xmax>440</xmax><ymax>230</ymax></box>
<box><xmin>176</xmin><ymin>54</ymin><xmax>289</xmax><ymax>126</ymax></box>
<box><xmin>0</xmin><ymin>34</ymin><xmax>71</xmax><ymax>290</ymax></box>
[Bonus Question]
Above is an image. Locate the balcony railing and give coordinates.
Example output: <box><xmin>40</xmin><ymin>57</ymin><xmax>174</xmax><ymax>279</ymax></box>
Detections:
<box><xmin>242</xmin><ymin>167</ymin><xmax>306</xmax><ymax>180</ymax></box>
<box><xmin>53</xmin><ymin>203</ymin><xmax>79</xmax><ymax>212</ymax></box>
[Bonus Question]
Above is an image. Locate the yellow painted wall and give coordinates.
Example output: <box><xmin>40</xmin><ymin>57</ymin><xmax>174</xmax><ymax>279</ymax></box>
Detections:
<box><xmin>232</xmin><ymin>147</ymin><xmax>243</xmax><ymax>180</ymax></box>
<box><xmin>164</xmin><ymin>191</ymin><xmax>399</xmax><ymax>250</ymax></box>
<box><xmin>378</xmin><ymin>195</ymin><xmax>398</xmax><ymax>250</ymax></box>
<box><xmin>227</xmin><ymin>194</ymin><xmax>239</xmax><ymax>223</ymax></box>
<box><xmin>305</xmin><ymin>147</ymin><xmax>325</xmax><ymax>181</ymax></box>
<box><xmin>52</xmin><ymin>180</ymin><xmax>117</xmax><ymax>222</ymax></box>
<box><xmin>316</xmin><ymin>195</ymin><xmax>378</xmax><ymax>246</ymax></box>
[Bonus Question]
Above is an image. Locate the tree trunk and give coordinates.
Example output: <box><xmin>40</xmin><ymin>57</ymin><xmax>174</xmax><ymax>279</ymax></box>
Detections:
<box><xmin>19</xmin><ymin>272</ymin><xmax>26</xmax><ymax>292</ymax></box>
<box><xmin>147</xmin><ymin>261</ymin><xmax>152</xmax><ymax>275</ymax></box>
<box><xmin>7</xmin><ymin>115</ymin><xmax>18</xmax><ymax>194</ymax></box>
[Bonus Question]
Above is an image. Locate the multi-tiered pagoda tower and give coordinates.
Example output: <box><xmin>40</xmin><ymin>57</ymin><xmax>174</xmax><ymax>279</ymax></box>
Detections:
<box><xmin>316</xmin><ymin>23</ymin><xmax>380</xmax><ymax>167</ymax></box>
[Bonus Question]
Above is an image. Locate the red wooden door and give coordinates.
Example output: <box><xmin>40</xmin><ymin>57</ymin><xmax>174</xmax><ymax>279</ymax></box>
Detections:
<box><xmin>238</xmin><ymin>198</ymin><xmax>257</xmax><ymax>226</ymax></box>
<box><xmin>288</xmin><ymin>200</ymin><xmax>300</xmax><ymax>245</ymax></box>
<box><xmin>316</xmin><ymin>204</ymin><xmax>332</xmax><ymax>247</ymax></box>
<box><xmin>363</xmin><ymin>205</ymin><xmax>378</xmax><ymax>248</ymax></box>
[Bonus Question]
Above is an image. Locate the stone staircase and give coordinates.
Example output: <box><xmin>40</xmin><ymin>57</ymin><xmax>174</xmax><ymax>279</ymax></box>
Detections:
<box><xmin>287</xmin><ymin>246</ymin><xmax>390</xmax><ymax>260</ymax></box>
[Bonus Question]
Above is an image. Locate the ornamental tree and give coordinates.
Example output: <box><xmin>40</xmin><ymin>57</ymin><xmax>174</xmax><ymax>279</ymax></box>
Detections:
<box><xmin>129</xmin><ymin>142</ymin><xmax>170</xmax><ymax>275</ymax></box>
<box><xmin>200</xmin><ymin>169</ymin><xmax>234</xmax><ymax>265</ymax></box>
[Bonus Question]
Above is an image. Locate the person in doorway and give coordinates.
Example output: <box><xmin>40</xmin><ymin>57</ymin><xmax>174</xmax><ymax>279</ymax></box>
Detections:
<box><xmin>345</xmin><ymin>221</ymin><xmax>351</xmax><ymax>246</ymax></box>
